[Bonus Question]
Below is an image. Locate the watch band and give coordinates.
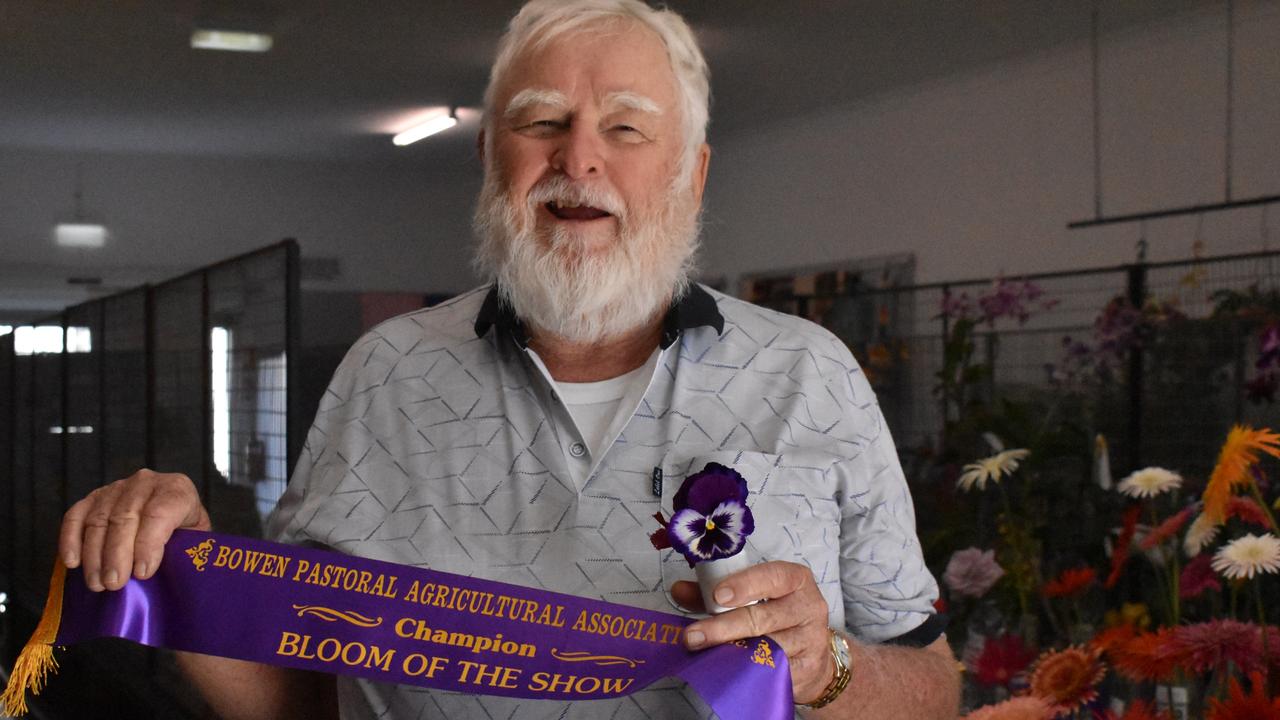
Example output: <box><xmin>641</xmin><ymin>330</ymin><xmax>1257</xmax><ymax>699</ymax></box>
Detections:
<box><xmin>802</xmin><ymin>629</ymin><xmax>852</xmax><ymax>709</ymax></box>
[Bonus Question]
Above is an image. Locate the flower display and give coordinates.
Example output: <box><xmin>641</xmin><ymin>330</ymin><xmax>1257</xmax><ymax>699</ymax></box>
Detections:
<box><xmin>1211</xmin><ymin>533</ymin><xmax>1280</xmax><ymax>579</ymax></box>
<box><xmin>1106</xmin><ymin>504</ymin><xmax>1142</xmax><ymax>588</ymax></box>
<box><xmin>1183</xmin><ymin>512</ymin><xmax>1221</xmax><ymax>556</ymax></box>
<box><xmin>1041</xmin><ymin>566</ymin><xmax>1096</xmax><ymax>598</ymax></box>
<box><xmin>958</xmin><ymin>449</ymin><xmax>1031</xmax><ymax>492</ymax></box>
<box><xmin>1173</xmin><ymin>620</ymin><xmax>1269</xmax><ymax>675</ymax></box>
<box><xmin>962</xmin><ymin>696</ymin><xmax>1053</xmax><ymax>720</ymax></box>
<box><xmin>1178</xmin><ymin>553</ymin><xmax>1222</xmax><ymax>599</ymax></box>
<box><xmin>1108</xmin><ymin>628</ymin><xmax>1180</xmax><ymax>683</ymax></box>
<box><xmin>1227</xmin><ymin>496</ymin><xmax>1272</xmax><ymax>528</ymax></box>
<box><xmin>943</xmin><ymin>548</ymin><xmax>1005</xmax><ymax>599</ymax></box>
<box><xmin>1138</xmin><ymin>505</ymin><xmax>1194</xmax><ymax>550</ymax></box>
<box><xmin>971</xmin><ymin>633</ymin><xmax>1037</xmax><ymax>688</ymax></box>
<box><xmin>650</xmin><ymin>463</ymin><xmax>755</xmax><ymax>567</ymax></box>
<box><xmin>1206</xmin><ymin>672</ymin><xmax>1280</xmax><ymax>720</ymax></box>
<box><xmin>1203</xmin><ymin>426</ymin><xmax>1280</xmax><ymax>523</ymax></box>
<box><xmin>1027</xmin><ymin>645</ymin><xmax>1106</xmax><ymax>716</ymax></box>
<box><xmin>1116</xmin><ymin>467</ymin><xmax>1183</xmax><ymax>498</ymax></box>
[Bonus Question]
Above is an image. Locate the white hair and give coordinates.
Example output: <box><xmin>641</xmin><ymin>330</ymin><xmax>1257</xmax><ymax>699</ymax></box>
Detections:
<box><xmin>482</xmin><ymin>0</ymin><xmax>711</xmax><ymax>185</ymax></box>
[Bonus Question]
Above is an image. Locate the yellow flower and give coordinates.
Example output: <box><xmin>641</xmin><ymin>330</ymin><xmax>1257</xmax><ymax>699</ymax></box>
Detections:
<box><xmin>958</xmin><ymin>449</ymin><xmax>1031</xmax><ymax>492</ymax></box>
<box><xmin>1183</xmin><ymin>512</ymin><xmax>1220</xmax><ymax>557</ymax></box>
<box><xmin>1211</xmin><ymin>533</ymin><xmax>1280</xmax><ymax>580</ymax></box>
<box><xmin>1116</xmin><ymin>467</ymin><xmax>1182</xmax><ymax>498</ymax></box>
<box><xmin>1202</xmin><ymin>426</ymin><xmax>1280</xmax><ymax>524</ymax></box>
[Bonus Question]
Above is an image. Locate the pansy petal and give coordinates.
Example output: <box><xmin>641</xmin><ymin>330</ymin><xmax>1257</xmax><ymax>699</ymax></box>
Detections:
<box><xmin>673</xmin><ymin>463</ymin><xmax>750</xmax><ymax>514</ymax></box>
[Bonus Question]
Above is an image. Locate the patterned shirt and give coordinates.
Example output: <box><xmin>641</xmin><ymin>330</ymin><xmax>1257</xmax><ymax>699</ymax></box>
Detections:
<box><xmin>266</xmin><ymin>284</ymin><xmax>940</xmax><ymax>720</ymax></box>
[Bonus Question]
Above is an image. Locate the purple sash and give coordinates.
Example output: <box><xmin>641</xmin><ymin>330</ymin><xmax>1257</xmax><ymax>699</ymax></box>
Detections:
<box><xmin>2</xmin><ymin>530</ymin><xmax>792</xmax><ymax>718</ymax></box>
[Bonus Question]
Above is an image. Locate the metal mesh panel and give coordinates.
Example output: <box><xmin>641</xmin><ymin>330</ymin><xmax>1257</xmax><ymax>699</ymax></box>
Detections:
<box><xmin>102</xmin><ymin>289</ymin><xmax>149</xmax><ymax>480</ymax></box>
<box><xmin>0</xmin><ymin>333</ymin><xmax>12</xmax><ymax>581</ymax></box>
<box><xmin>65</xmin><ymin>303</ymin><xmax>104</xmax><ymax>501</ymax></box>
<box><xmin>31</xmin><ymin>337</ymin><xmax>65</xmax><ymax>591</ymax></box>
<box><xmin>151</xmin><ymin>275</ymin><xmax>206</xmax><ymax>489</ymax></box>
<box><xmin>206</xmin><ymin>247</ymin><xmax>290</xmax><ymax>538</ymax></box>
<box><xmin>11</xmin><ymin>354</ymin><xmax>34</xmax><ymax>602</ymax></box>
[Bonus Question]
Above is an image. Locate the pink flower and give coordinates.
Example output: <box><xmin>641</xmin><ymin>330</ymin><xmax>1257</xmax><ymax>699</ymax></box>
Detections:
<box><xmin>1180</xmin><ymin>553</ymin><xmax>1222</xmax><ymax>600</ymax></box>
<box><xmin>1173</xmin><ymin>620</ymin><xmax>1269</xmax><ymax>675</ymax></box>
<box><xmin>963</xmin><ymin>696</ymin><xmax>1054</xmax><ymax>720</ymax></box>
<box><xmin>944</xmin><ymin>548</ymin><xmax>1005</xmax><ymax>599</ymax></box>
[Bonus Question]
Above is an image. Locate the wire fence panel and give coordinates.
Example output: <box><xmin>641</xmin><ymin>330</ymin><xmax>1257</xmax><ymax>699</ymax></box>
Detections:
<box><xmin>101</xmin><ymin>289</ymin><xmax>148</xmax><ymax>481</ymax></box>
<box><xmin>65</xmin><ymin>303</ymin><xmax>104</xmax><ymax>504</ymax></box>
<box><xmin>0</xmin><ymin>334</ymin><xmax>13</xmax><ymax>582</ymax></box>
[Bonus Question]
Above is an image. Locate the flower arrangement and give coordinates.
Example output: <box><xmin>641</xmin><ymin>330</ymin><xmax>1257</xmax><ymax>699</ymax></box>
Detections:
<box><xmin>950</xmin><ymin>424</ymin><xmax>1280</xmax><ymax>719</ymax></box>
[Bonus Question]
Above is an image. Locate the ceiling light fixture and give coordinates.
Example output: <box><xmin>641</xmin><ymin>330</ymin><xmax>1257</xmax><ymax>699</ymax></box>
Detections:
<box><xmin>54</xmin><ymin>163</ymin><xmax>108</xmax><ymax>249</ymax></box>
<box><xmin>191</xmin><ymin>29</ymin><xmax>273</xmax><ymax>52</ymax></box>
<box><xmin>393</xmin><ymin>110</ymin><xmax>458</xmax><ymax>146</ymax></box>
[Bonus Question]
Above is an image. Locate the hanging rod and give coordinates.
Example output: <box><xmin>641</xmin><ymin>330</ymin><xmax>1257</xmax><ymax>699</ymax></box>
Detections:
<box><xmin>1067</xmin><ymin>194</ymin><xmax>1280</xmax><ymax>229</ymax></box>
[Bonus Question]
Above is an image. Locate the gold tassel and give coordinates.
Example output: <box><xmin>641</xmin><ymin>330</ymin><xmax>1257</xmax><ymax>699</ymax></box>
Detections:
<box><xmin>2</xmin><ymin>562</ymin><xmax>67</xmax><ymax>717</ymax></box>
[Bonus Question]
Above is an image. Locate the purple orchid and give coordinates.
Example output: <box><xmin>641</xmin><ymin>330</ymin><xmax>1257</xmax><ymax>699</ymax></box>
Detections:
<box><xmin>649</xmin><ymin>463</ymin><xmax>755</xmax><ymax>567</ymax></box>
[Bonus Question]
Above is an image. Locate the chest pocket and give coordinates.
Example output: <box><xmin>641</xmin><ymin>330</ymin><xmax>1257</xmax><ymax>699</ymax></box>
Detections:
<box><xmin>656</xmin><ymin>450</ymin><xmax>844</xmax><ymax>623</ymax></box>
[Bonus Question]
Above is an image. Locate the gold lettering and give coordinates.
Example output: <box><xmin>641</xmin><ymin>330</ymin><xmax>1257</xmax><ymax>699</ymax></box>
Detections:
<box><xmin>403</xmin><ymin>580</ymin><xmax>421</xmax><ymax>603</ymax></box>
<box><xmin>212</xmin><ymin>544</ymin><xmax>234</xmax><ymax>568</ymax></box>
<box><xmin>292</xmin><ymin>559</ymin><xmax>310</xmax><ymax>582</ymax></box>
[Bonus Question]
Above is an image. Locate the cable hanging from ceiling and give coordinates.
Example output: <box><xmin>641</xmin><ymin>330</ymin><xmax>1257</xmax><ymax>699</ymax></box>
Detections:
<box><xmin>1068</xmin><ymin>0</ymin><xmax>1279</xmax><ymax>231</ymax></box>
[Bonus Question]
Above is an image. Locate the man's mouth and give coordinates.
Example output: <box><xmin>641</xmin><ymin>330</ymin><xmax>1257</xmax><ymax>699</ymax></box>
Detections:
<box><xmin>545</xmin><ymin>200</ymin><xmax>612</xmax><ymax>221</ymax></box>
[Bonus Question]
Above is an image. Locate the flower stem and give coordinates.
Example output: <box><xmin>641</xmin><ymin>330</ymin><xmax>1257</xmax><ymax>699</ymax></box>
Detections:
<box><xmin>1257</xmin><ymin>582</ymin><xmax>1271</xmax><ymax>692</ymax></box>
<box><xmin>1248</xmin><ymin>480</ymin><xmax>1280</xmax><ymax>533</ymax></box>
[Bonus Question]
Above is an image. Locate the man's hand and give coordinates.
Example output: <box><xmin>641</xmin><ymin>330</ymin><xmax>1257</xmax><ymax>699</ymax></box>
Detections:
<box><xmin>673</xmin><ymin>560</ymin><xmax>834</xmax><ymax>704</ymax></box>
<box><xmin>58</xmin><ymin>469</ymin><xmax>211</xmax><ymax>592</ymax></box>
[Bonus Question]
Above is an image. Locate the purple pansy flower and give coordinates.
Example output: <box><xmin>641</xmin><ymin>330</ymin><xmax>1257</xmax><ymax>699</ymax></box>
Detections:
<box><xmin>651</xmin><ymin>463</ymin><xmax>755</xmax><ymax>567</ymax></box>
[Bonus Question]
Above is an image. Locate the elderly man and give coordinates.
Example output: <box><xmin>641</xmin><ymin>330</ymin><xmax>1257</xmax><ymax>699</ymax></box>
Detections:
<box><xmin>58</xmin><ymin>1</ymin><xmax>960</xmax><ymax>718</ymax></box>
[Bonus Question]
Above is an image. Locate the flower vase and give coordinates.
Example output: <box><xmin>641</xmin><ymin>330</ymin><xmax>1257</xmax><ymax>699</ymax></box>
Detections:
<box><xmin>1154</xmin><ymin>683</ymin><xmax>1190</xmax><ymax>720</ymax></box>
<box><xmin>694</xmin><ymin>551</ymin><xmax>756</xmax><ymax>614</ymax></box>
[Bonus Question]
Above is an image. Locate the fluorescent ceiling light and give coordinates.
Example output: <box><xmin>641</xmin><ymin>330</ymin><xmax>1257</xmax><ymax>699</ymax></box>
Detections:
<box><xmin>191</xmin><ymin>29</ymin><xmax>273</xmax><ymax>52</ymax></box>
<box><xmin>393</xmin><ymin>113</ymin><xmax>458</xmax><ymax>146</ymax></box>
<box><xmin>54</xmin><ymin>223</ymin><xmax>107</xmax><ymax>248</ymax></box>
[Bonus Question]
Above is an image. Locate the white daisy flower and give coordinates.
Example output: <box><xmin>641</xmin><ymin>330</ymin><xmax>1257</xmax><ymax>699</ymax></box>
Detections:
<box><xmin>1211</xmin><ymin>533</ymin><xmax>1280</xmax><ymax>580</ymax></box>
<box><xmin>1183</xmin><ymin>513</ymin><xmax>1220</xmax><ymax>557</ymax></box>
<box><xmin>1116</xmin><ymin>467</ymin><xmax>1182</xmax><ymax>498</ymax></box>
<box><xmin>957</xmin><ymin>448</ymin><xmax>1031</xmax><ymax>492</ymax></box>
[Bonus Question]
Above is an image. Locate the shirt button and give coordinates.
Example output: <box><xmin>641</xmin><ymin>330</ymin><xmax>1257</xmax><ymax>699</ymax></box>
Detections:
<box><xmin>569</xmin><ymin>442</ymin><xmax>586</xmax><ymax>457</ymax></box>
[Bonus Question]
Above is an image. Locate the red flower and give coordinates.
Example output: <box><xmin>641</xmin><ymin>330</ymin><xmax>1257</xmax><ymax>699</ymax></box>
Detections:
<box><xmin>1042</xmin><ymin>566</ymin><xmax>1096</xmax><ymax>598</ymax></box>
<box><xmin>1173</xmin><ymin>620</ymin><xmax>1267</xmax><ymax>675</ymax></box>
<box><xmin>1207</xmin><ymin>671</ymin><xmax>1280</xmax><ymax>720</ymax></box>
<box><xmin>1107</xmin><ymin>504</ymin><xmax>1143</xmax><ymax>588</ymax></box>
<box><xmin>1179</xmin><ymin>553</ymin><xmax>1223</xmax><ymax>600</ymax></box>
<box><xmin>973</xmin><ymin>634</ymin><xmax>1037</xmax><ymax>689</ymax></box>
<box><xmin>1092</xmin><ymin>624</ymin><xmax>1138</xmax><ymax>656</ymax></box>
<box><xmin>1028</xmin><ymin>645</ymin><xmax>1107</xmax><ymax>715</ymax></box>
<box><xmin>1111</xmin><ymin>628</ymin><xmax>1182</xmax><ymax>683</ymax></box>
<box><xmin>1227</xmin><ymin>496</ymin><xmax>1273</xmax><ymax>528</ymax></box>
<box><xmin>1139</xmin><ymin>506</ymin><xmax>1194</xmax><ymax>550</ymax></box>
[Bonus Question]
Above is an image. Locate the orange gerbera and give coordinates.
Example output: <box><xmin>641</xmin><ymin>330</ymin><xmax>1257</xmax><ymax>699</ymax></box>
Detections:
<box><xmin>1203</xmin><ymin>425</ymin><xmax>1280</xmax><ymax>525</ymax></box>
<box><xmin>1207</xmin><ymin>671</ymin><xmax>1280</xmax><ymax>720</ymax></box>
<box><xmin>1091</xmin><ymin>624</ymin><xmax>1138</xmax><ymax>656</ymax></box>
<box><xmin>1042</xmin><ymin>566</ymin><xmax>1097</xmax><ymax>598</ymax></box>
<box><xmin>962</xmin><ymin>696</ymin><xmax>1054</xmax><ymax>720</ymax></box>
<box><xmin>1028</xmin><ymin>645</ymin><xmax>1107</xmax><ymax>715</ymax></box>
<box><xmin>1110</xmin><ymin>628</ymin><xmax>1182</xmax><ymax>683</ymax></box>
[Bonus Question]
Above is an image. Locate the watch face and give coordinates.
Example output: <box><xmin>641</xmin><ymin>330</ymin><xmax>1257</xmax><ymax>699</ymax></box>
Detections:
<box><xmin>834</xmin><ymin>633</ymin><xmax>851</xmax><ymax>666</ymax></box>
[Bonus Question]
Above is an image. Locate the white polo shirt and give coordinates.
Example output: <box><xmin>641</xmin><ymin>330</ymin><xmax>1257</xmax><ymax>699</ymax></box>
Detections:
<box><xmin>267</xmin><ymin>284</ymin><xmax>940</xmax><ymax>720</ymax></box>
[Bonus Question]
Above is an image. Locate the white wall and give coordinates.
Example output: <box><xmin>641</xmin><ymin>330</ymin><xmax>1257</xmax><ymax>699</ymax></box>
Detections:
<box><xmin>0</xmin><ymin>148</ymin><xmax>483</xmax><ymax>320</ymax></box>
<box><xmin>700</xmin><ymin>2</ymin><xmax>1280</xmax><ymax>287</ymax></box>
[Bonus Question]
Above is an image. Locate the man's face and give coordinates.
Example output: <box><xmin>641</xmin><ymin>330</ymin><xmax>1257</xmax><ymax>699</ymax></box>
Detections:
<box><xmin>473</xmin><ymin>21</ymin><xmax>710</xmax><ymax>344</ymax></box>
<box><xmin>489</xmin><ymin>23</ymin><xmax>700</xmax><ymax>259</ymax></box>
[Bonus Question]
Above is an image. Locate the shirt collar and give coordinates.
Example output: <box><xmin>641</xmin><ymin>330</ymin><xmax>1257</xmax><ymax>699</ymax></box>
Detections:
<box><xmin>473</xmin><ymin>283</ymin><xmax>724</xmax><ymax>350</ymax></box>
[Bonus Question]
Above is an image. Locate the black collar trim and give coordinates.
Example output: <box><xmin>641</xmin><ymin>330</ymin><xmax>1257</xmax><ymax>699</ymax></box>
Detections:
<box><xmin>473</xmin><ymin>284</ymin><xmax>724</xmax><ymax>350</ymax></box>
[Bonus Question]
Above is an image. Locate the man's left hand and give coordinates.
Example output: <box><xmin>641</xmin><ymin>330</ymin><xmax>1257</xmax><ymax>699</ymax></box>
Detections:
<box><xmin>673</xmin><ymin>560</ymin><xmax>834</xmax><ymax>705</ymax></box>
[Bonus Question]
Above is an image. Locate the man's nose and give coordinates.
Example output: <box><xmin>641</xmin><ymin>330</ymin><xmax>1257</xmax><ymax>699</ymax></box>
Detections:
<box><xmin>550</xmin><ymin>124</ymin><xmax>603</xmax><ymax>180</ymax></box>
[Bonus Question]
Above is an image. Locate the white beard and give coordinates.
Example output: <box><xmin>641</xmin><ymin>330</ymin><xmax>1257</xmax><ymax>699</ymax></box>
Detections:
<box><xmin>473</xmin><ymin>172</ymin><xmax>701</xmax><ymax>344</ymax></box>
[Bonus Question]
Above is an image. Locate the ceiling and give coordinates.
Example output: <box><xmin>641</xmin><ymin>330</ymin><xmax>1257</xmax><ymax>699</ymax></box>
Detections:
<box><xmin>0</xmin><ymin>0</ymin><xmax>1211</xmax><ymax>165</ymax></box>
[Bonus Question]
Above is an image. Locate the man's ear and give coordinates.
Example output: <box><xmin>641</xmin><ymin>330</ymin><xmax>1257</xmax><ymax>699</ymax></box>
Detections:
<box><xmin>690</xmin><ymin>143</ymin><xmax>711</xmax><ymax>204</ymax></box>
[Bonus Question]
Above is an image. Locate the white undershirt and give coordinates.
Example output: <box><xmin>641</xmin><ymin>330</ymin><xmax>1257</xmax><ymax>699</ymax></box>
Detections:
<box><xmin>555</xmin><ymin>349</ymin><xmax>660</xmax><ymax>460</ymax></box>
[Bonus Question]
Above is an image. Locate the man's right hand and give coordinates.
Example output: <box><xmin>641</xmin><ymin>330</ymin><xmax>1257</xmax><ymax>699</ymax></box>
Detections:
<box><xmin>58</xmin><ymin>469</ymin><xmax>211</xmax><ymax>592</ymax></box>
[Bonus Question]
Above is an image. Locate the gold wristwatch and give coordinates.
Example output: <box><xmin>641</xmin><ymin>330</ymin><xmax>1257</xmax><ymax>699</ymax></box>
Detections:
<box><xmin>802</xmin><ymin>629</ymin><xmax>852</xmax><ymax>709</ymax></box>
